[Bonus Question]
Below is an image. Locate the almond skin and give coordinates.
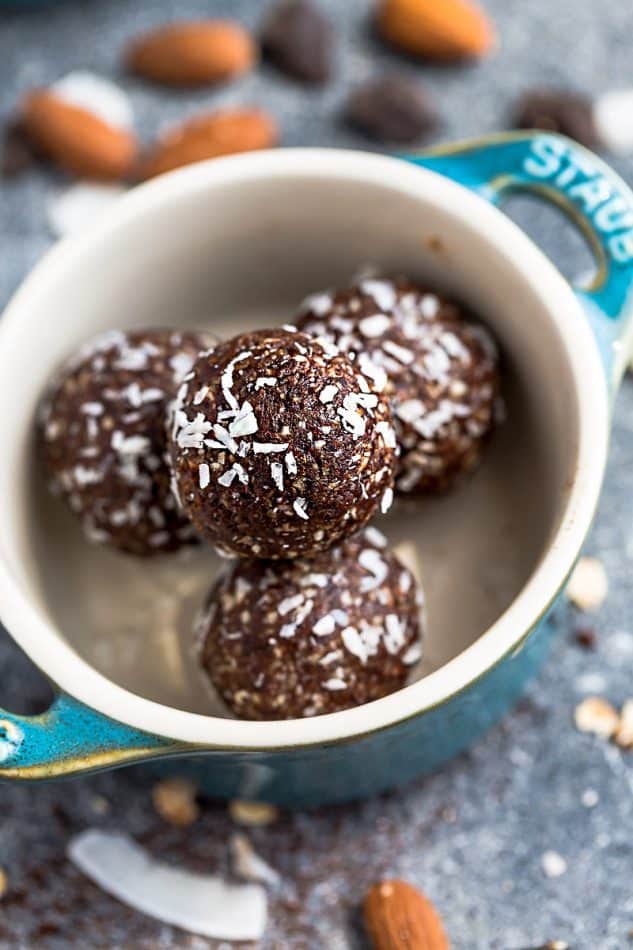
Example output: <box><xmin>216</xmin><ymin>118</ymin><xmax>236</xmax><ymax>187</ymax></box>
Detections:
<box><xmin>126</xmin><ymin>20</ymin><xmax>256</xmax><ymax>86</ymax></box>
<box><xmin>377</xmin><ymin>0</ymin><xmax>496</xmax><ymax>61</ymax></box>
<box><xmin>364</xmin><ymin>879</ymin><xmax>450</xmax><ymax>950</ymax></box>
<box><xmin>21</xmin><ymin>90</ymin><xmax>137</xmax><ymax>180</ymax></box>
<box><xmin>139</xmin><ymin>109</ymin><xmax>278</xmax><ymax>180</ymax></box>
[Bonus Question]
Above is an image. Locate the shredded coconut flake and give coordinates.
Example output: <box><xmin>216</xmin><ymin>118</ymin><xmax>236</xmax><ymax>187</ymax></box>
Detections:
<box><xmin>252</xmin><ymin>442</ymin><xmax>289</xmax><ymax>454</ymax></box>
<box><xmin>319</xmin><ymin>384</ymin><xmax>338</xmax><ymax>404</ymax></box>
<box><xmin>322</xmin><ymin>677</ymin><xmax>347</xmax><ymax>691</ymax></box>
<box><xmin>271</xmin><ymin>461</ymin><xmax>284</xmax><ymax>492</ymax></box>
<box><xmin>198</xmin><ymin>463</ymin><xmax>210</xmax><ymax>490</ymax></box>
<box><xmin>420</xmin><ymin>294</ymin><xmax>440</xmax><ymax>319</ymax></box>
<box><xmin>359</xmin><ymin>548</ymin><xmax>389</xmax><ymax>591</ymax></box>
<box><xmin>313</xmin><ymin>615</ymin><xmax>336</xmax><ymax>636</ymax></box>
<box><xmin>359</xmin><ymin>313</ymin><xmax>391</xmax><ymax>338</ymax></box>
<box><xmin>212</xmin><ymin>423</ymin><xmax>239</xmax><ymax>455</ymax></box>
<box><xmin>383</xmin><ymin>340</ymin><xmax>415</xmax><ymax>365</ymax></box>
<box><xmin>302</xmin><ymin>291</ymin><xmax>333</xmax><ymax>316</ymax></box>
<box><xmin>384</xmin><ymin>614</ymin><xmax>407</xmax><ymax>654</ymax></box>
<box><xmin>360</xmin><ymin>279</ymin><xmax>397</xmax><ymax>312</ymax></box>
<box><xmin>229</xmin><ymin>402</ymin><xmax>258</xmax><ymax>438</ymax></box>
<box><xmin>358</xmin><ymin>353</ymin><xmax>388</xmax><ymax>392</ymax></box>
<box><xmin>364</xmin><ymin>526</ymin><xmax>388</xmax><ymax>548</ymax></box>
<box><xmin>175</xmin><ymin>412</ymin><xmax>212</xmax><ymax>449</ymax></box>
<box><xmin>381</xmin><ymin>487</ymin><xmax>394</xmax><ymax>514</ymax></box>
<box><xmin>278</xmin><ymin>594</ymin><xmax>304</xmax><ymax>617</ymax></box>
<box><xmin>376</xmin><ymin>420</ymin><xmax>396</xmax><ymax>448</ymax></box>
<box><xmin>293</xmin><ymin>497</ymin><xmax>309</xmax><ymax>520</ymax></box>
<box><xmin>402</xmin><ymin>641</ymin><xmax>422</xmax><ymax>665</ymax></box>
<box><xmin>255</xmin><ymin>377</ymin><xmax>278</xmax><ymax>390</ymax></box>
<box><xmin>341</xmin><ymin>626</ymin><xmax>368</xmax><ymax>664</ymax></box>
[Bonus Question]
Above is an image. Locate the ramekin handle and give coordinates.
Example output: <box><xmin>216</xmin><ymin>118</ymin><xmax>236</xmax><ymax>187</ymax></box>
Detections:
<box><xmin>0</xmin><ymin>692</ymin><xmax>181</xmax><ymax>780</ymax></box>
<box><xmin>407</xmin><ymin>131</ymin><xmax>633</xmax><ymax>388</ymax></box>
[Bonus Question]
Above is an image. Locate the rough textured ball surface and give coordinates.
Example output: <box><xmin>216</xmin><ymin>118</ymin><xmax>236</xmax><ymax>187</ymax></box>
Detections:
<box><xmin>197</xmin><ymin>528</ymin><xmax>424</xmax><ymax>719</ymax></box>
<box><xmin>168</xmin><ymin>328</ymin><xmax>397</xmax><ymax>560</ymax></box>
<box><xmin>39</xmin><ymin>327</ymin><xmax>212</xmax><ymax>556</ymax></box>
<box><xmin>296</xmin><ymin>277</ymin><xmax>501</xmax><ymax>494</ymax></box>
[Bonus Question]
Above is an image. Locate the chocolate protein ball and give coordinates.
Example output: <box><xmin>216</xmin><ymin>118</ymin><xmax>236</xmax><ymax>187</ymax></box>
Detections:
<box><xmin>197</xmin><ymin>527</ymin><xmax>424</xmax><ymax>719</ymax></box>
<box><xmin>168</xmin><ymin>328</ymin><xmax>397</xmax><ymax>559</ymax></box>
<box><xmin>296</xmin><ymin>277</ymin><xmax>500</xmax><ymax>494</ymax></box>
<box><xmin>39</xmin><ymin>327</ymin><xmax>212</xmax><ymax>556</ymax></box>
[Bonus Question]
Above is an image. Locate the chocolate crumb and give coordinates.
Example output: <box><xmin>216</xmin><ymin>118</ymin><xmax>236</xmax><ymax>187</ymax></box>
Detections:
<box><xmin>574</xmin><ymin>624</ymin><xmax>597</xmax><ymax>649</ymax></box>
<box><xmin>513</xmin><ymin>88</ymin><xmax>599</xmax><ymax>149</ymax></box>
<box><xmin>1</xmin><ymin>118</ymin><xmax>36</xmax><ymax>177</ymax></box>
<box><xmin>261</xmin><ymin>0</ymin><xmax>334</xmax><ymax>84</ymax></box>
<box><xmin>345</xmin><ymin>74</ymin><xmax>437</xmax><ymax>144</ymax></box>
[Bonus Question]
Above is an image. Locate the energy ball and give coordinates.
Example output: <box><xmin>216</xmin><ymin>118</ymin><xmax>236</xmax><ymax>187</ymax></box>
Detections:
<box><xmin>39</xmin><ymin>327</ymin><xmax>212</xmax><ymax>556</ymax></box>
<box><xmin>168</xmin><ymin>328</ymin><xmax>397</xmax><ymax>560</ymax></box>
<box><xmin>296</xmin><ymin>277</ymin><xmax>500</xmax><ymax>494</ymax></box>
<box><xmin>197</xmin><ymin>528</ymin><xmax>424</xmax><ymax>719</ymax></box>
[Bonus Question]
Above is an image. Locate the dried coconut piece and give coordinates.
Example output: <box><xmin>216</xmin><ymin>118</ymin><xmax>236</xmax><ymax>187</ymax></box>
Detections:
<box><xmin>574</xmin><ymin>696</ymin><xmax>619</xmax><ymax>739</ymax></box>
<box><xmin>541</xmin><ymin>850</ymin><xmax>567</xmax><ymax>878</ymax></box>
<box><xmin>52</xmin><ymin>71</ymin><xmax>134</xmax><ymax>130</ymax></box>
<box><xmin>46</xmin><ymin>182</ymin><xmax>126</xmax><ymax>238</ymax></box>
<box><xmin>593</xmin><ymin>89</ymin><xmax>633</xmax><ymax>155</ymax></box>
<box><xmin>229</xmin><ymin>800</ymin><xmax>279</xmax><ymax>827</ymax></box>
<box><xmin>566</xmin><ymin>557</ymin><xmax>608</xmax><ymax>612</ymax></box>
<box><xmin>68</xmin><ymin>829</ymin><xmax>267</xmax><ymax>941</ymax></box>
<box><xmin>0</xmin><ymin>867</ymin><xmax>7</xmax><ymax>899</ymax></box>
<box><xmin>152</xmin><ymin>777</ymin><xmax>199</xmax><ymax>827</ymax></box>
<box><xmin>230</xmin><ymin>834</ymin><xmax>280</xmax><ymax>886</ymax></box>
<box><xmin>614</xmin><ymin>699</ymin><xmax>633</xmax><ymax>749</ymax></box>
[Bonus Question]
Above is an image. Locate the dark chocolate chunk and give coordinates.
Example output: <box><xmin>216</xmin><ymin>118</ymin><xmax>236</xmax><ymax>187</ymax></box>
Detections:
<box><xmin>197</xmin><ymin>528</ymin><xmax>424</xmax><ymax>719</ymax></box>
<box><xmin>1</xmin><ymin>118</ymin><xmax>36</xmax><ymax>177</ymax></box>
<box><xmin>345</xmin><ymin>74</ymin><xmax>437</xmax><ymax>144</ymax></box>
<box><xmin>513</xmin><ymin>88</ymin><xmax>599</xmax><ymax>149</ymax></box>
<box><xmin>261</xmin><ymin>0</ymin><xmax>334</xmax><ymax>84</ymax></box>
<box><xmin>168</xmin><ymin>328</ymin><xmax>397</xmax><ymax>560</ymax></box>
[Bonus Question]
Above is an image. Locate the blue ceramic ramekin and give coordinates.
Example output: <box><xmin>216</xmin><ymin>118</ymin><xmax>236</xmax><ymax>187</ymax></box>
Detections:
<box><xmin>0</xmin><ymin>132</ymin><xmax>631</xmax><ymax>806</ymax></box>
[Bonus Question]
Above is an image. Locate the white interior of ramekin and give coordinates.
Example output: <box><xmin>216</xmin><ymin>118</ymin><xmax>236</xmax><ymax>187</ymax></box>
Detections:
<box><xmin>0</xmin><ymin>150</ymin><xmax>608</xmax><ymax>748</ymax></box>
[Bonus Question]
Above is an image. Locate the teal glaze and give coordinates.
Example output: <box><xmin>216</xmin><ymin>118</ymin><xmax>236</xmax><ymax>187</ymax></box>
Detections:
<box><xmin>411</xmin><ymin>132</ymin><xmax>633</xmax><ymax>379</ymax></box>
<box><xmin>0</xmin><ymin>694</ymin><xmax>177</xmax><ymax>780</ymax></box>
<box><xmin>1</xmin><ymin>131</ymin><xmax>633</xmax><ymax>804</ymax></box>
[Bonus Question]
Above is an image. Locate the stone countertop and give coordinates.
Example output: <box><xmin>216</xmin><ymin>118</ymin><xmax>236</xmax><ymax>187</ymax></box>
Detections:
<box><xmin>1</xmin><ymin>1</ymin><xmax>633</xmax><ymax>947</ymax></box>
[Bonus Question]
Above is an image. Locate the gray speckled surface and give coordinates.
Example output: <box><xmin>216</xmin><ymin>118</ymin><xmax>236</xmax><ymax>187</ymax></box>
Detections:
<box><xmin>2</xmin><ymin>1</ymin><xmax>633</xmax><ymax>947</ymax></box>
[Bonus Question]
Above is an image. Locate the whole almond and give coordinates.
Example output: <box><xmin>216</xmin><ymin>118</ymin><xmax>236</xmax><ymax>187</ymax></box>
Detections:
<box><xmin>139</xmin><ymin>108</ymin><xmax>277</xmax><ymax>180</ymax></box>
<box><xmin>377</xmin><ymin>0</ymin><xmax>496</xmax><ymax>61</ymax></box>
<box><xmin>127</xmin><ymin>20</ymin><xmax>255</xmax><ymax>86</ymax></box>
<box><xmin>364</xmin><ymin>879</ymin><xmax>450</xmax><ymax>950</ymax></box>
<box><xmin>21</xmin><ymin>90</ymin><xmax>137</xmax><ymax>180</ymax></box>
